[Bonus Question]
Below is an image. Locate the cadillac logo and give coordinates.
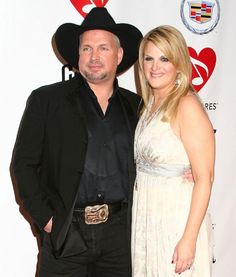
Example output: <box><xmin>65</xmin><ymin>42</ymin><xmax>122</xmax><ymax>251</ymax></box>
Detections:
<box><xmin>181</xmin><ymin>0</ymin><xmax>220</xmax><ymax>34</ymax></box>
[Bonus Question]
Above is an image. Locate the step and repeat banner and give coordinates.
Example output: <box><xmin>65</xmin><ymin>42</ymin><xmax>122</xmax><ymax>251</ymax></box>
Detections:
<box><xmin>1</xmin><ymin>0</ymin><xmax>235</xmax><ymax>276</ymax></box>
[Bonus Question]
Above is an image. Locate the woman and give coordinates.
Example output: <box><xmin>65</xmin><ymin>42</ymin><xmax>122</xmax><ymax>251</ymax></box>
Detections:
<box><xmin>131</xmin><ymin>25</ymin><xmax>215</xmax><ymax>276</ymax></box>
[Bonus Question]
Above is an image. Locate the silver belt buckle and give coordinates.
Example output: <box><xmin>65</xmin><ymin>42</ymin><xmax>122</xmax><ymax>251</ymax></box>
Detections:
<box><xmin>84</xmin><ymin>204</ymin><xmax>109</xmax><ymax>224</ymax></box>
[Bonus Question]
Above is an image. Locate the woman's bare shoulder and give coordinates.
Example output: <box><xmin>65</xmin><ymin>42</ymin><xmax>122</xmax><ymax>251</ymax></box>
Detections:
<box><xmin>178</xmin><ymin>92</ymin><xmax>206</xmax><ymax>117</ymax></box>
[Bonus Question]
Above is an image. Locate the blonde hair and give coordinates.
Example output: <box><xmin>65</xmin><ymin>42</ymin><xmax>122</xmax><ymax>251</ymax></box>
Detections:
<box><xmin>138</xmin><ymin>25</ymin><xmax>195</xmax><ymax>122</ymax></box>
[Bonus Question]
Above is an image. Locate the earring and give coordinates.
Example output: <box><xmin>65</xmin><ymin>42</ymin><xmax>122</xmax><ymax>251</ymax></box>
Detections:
<box><xmin>175</xmin><ymin>78</ymin><xmax>180</xmax><ymax>86</ymax></box>
<box><xmin>175</xmin><ymin>73</ymin><xmax>181</xmax><ymax>86</ymax></box>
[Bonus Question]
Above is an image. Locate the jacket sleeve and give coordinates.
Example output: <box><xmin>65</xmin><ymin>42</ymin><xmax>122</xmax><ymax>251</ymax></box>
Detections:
<box><xmin>10</xmin><ymin>90</ymin><xmax>54</xmax><ymax>230</ymax></box>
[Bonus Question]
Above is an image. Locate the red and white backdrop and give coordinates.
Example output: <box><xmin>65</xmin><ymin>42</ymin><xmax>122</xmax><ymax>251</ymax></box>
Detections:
<box><xmin>0</xmin><ymin>0</ymin><xmax>235</xmax><ymax>276</ymax></box>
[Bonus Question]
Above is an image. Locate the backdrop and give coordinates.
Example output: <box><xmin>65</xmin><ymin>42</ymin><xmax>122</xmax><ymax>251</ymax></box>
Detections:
<box><xmin>1</xmin><ymin>0</ymin><xmax>235</xmax><ymax>276</ymax></box>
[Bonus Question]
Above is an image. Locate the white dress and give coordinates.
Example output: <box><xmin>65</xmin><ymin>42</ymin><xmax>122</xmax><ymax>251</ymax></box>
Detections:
<box><xmin>131</xmin><ymin>98</ymin><xmax>213</xmax><ymax>277</ymax></box>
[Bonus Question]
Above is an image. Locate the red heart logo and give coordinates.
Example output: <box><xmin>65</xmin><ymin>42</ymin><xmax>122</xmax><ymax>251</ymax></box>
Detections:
<box><xmin>188</xmin><ymin>47</ymin><xmax>216</xmax><ymax>92</ymax></box>
<box><xmin>70</xmin><ymin>0</ymin><xmax>109</xmax><ymax>18</ymax></box>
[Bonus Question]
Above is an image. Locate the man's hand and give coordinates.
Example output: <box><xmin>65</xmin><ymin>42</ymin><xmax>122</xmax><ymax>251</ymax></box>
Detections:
<box><xmin>183</xmin><ymin>169</ymin><xmax>194</xmax><ymax>182</ymax></box>
<box><xmin>43</xmin><ymin>217</ymin><xmax>53</xmax><ymax>233</ymax></box>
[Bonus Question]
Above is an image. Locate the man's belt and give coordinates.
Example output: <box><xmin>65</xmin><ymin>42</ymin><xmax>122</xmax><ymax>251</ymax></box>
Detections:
<box><xmin>73</xmin><ymin>202</ymin><xmax>124</xmax><ymax>225</ymax></box>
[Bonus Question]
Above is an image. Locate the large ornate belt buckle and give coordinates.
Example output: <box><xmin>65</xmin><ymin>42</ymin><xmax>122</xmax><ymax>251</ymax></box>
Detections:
<box><xmin>84</xmin><ymin>204</ymin><xmax>109</xmax><ymax>224</ymax></box>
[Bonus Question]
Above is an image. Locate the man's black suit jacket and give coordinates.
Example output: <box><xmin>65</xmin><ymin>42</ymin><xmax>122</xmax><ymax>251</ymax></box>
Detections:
<box><xmin>11</xmin><ymin>74</ymin><xmax>141</xmax><ymax>256</ymax></box>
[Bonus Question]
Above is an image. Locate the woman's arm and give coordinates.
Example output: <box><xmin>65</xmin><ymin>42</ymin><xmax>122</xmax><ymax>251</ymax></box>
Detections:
<box><xmin>172</xmin><ymin>93</ymin><xmax>215</xmax><ymax>274</ymax></box>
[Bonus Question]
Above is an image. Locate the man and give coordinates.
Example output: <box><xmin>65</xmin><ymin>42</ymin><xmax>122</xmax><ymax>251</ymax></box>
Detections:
<box><xmin>11</xmin><ymin>7</ymin><xmax>142</xmax><ymax>277</ymax></box>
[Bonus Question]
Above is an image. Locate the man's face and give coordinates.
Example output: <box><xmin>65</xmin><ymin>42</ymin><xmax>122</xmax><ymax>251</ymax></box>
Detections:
<box><xmin>78</xmin><ymin>29</ymin><xmax>123</xmax><ymax>85</ymax></box>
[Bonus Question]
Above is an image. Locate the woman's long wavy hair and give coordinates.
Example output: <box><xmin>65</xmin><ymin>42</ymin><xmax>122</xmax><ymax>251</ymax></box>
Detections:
<box><xmin>138</xmin><ymin>25</ymin><xmax>195</xmax><ymax>122</ymax></box>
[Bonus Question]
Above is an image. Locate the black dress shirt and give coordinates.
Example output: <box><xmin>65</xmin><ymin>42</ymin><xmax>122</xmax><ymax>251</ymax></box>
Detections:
<box><xmin>75</xmin><ymin>77</ymin><xmax>130</xmax><ymax>207</ymax></box>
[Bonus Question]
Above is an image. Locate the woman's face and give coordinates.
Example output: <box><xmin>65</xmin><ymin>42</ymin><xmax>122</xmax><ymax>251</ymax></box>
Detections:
<box><xmin>143</xmin><ymin>41</ymin><xmax>178</xmax><ymax>95</ymax></box>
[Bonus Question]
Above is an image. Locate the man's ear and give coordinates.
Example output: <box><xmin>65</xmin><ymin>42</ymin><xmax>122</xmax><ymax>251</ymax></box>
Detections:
<box><xmin>117</xmin><ymin>47</ymin><xmax>124</xmax><ymax>66</ymax></box>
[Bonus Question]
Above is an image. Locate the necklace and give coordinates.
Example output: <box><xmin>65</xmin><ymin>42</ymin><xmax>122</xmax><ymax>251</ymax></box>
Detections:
<box><xmin>137</xmin><ymin>96</ymin><xmax>161</xmax><ymax>137</ymax></box>
<box><xmin>144</xmin><ymin>96</ymin><xmax>161</xmax><ymax>125</ymax></box>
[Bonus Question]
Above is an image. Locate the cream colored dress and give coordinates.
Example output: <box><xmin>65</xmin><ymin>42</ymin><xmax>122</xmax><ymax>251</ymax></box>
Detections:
<box><xmin>131</xmin><ymin>97</ymin><xmax>213</xmax><ymax>277</ymax></box>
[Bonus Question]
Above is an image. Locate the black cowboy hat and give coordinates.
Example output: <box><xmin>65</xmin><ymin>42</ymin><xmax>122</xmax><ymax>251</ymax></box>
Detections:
<box><xmin>54</xmin><ymin>7</ymin><xmax>143</xmax><ymax>74</ymax></box>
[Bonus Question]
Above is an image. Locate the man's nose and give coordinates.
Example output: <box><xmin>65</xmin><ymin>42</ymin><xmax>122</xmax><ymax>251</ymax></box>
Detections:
<box><xmin>91</xmin><ymin>49</ymin><xmax>100</xmax><ymax>60</ymax></box>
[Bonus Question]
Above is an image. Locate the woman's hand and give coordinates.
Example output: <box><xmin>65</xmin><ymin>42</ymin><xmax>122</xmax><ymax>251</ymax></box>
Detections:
<box><xmin>172</xmin><ymin>237</ymin><xmax>196</xmax><ymax>274</ymax></box>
